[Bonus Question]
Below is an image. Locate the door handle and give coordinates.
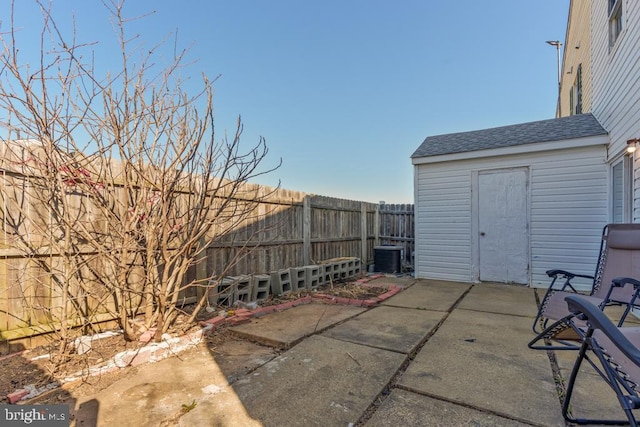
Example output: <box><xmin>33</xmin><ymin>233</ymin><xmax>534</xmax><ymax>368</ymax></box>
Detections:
<box><xmin>480</xmin><ymin>232</ymin><xmax>486</xmax><ymax>236</ymax></box>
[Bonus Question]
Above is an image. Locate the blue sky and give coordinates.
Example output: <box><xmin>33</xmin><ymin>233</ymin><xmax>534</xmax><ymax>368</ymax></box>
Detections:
<box><xmin>2</xmin><ymin>1</ymin><xmax>569</xmax><ymax>203</ymax></box>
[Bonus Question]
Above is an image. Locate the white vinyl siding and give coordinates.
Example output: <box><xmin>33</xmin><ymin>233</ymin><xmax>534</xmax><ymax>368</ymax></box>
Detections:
<box><xmin>560</xmin><ymin>1</ymin><xmax>592</xmax><ymax>117</ymax></box>
<box><xmin>590</xmin><ymin>2</ymin><xmax>640</xmax><ymax>222</ymax></box>
<box><xmin>415</xmin><ymin>169</ymin><xmax>471</xmax><ymax>282</ymax></box>
<box><xmin>529</xmin><ymin>147</ymin><xmax>608</xmax><ymax>288</ymax></box>
<box><xmin>414</xmin><ymin>143</ymin><xmax>608</xmax><ymax>288</ymax></box>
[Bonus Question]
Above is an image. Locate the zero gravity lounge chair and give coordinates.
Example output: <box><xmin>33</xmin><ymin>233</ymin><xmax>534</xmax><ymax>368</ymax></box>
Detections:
<box><xmin>563</xmin><ymin>294</ymin><xmax>640</xmax><ymax>426</ymax></box>
<box><xmin>529</xmin><ymin>224</ymin><xmax>640</xmax><ymax>350</ymax></box>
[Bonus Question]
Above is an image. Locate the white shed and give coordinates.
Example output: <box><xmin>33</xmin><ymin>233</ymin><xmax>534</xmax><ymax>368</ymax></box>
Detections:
<box><xmin>411</xmin><ymin>114</ymin><xmax>609</xmax><ymax>288</ymax></box>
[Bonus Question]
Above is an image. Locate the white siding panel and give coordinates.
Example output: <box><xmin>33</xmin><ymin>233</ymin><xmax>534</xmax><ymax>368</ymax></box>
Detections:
<box><xmin>414</xmin><ymin>144</ymin><xmax>608</xmax><ymax>288</ymax></box>
<box><xmin>415</xmin><ymin>165</ymin><xmax>472</xmax><ymax>282</ymax></box>
<box><xmin>590</xmin><ymin>2</ymin><xmax>640</xmax><ymax>222</ymax></box>
<box><xmin>560</xmin><ymin>1</ymin><xmax>592</xmax><ymax>116</ymax></box>
<box><xmin>529</xmin><ymin>145</ymin><xmax>607</xmax><ymax>288</ymax></box>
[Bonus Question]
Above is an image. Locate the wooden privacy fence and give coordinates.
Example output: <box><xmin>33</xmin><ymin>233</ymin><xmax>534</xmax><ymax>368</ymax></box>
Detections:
<box><xmin>0</xmin><ymin>163</ymin><xmax>414</xmax><ymax>342</ymax></box>
<box><xmin>206</xmin><ymin>197</ymin><xmax>415</xmax><ymax>277</ymax></box>
<box><xmin>378</xmin><ymin>203</ymin><xmax>415</xmax><ymax>266</ymax></box>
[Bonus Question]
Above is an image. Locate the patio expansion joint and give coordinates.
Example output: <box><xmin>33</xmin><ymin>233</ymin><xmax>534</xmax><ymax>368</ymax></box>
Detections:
<box><xmin>392</xmin><ymin>384</ymin><xmax>547</xmax><ymax>427</ymax></box>
<box><xmin>223</xmin><ymin>308</ymin><xmax>375</xmax><ymax>388</ymax></box>
<box><xmin>379</xmin><ymin>303</ymin><xmax>449</xmax><ymax>313</ymax></box>
<box><xmin>326</xmin><ymin>337</ymin><xmax>413</xmax><ymax>355</ymax></box>
<box><xmin>228</xmin><ymin>304</ymin><xmax>368</xmax><ymax>350</ymax></box>
<box><xmin>456</xmin><ymin>306</ymin><xmax>536</xmax><ymax>320</ymax></box>
<box><xmin>544</xmin><ymin>345</ymin><xmax>571</xmax><ymax>419</ymax></box>
<box><xmin>531</xmin><ymin>288</ymin><xmax>573</xmax><ymax>417</ymax></box>
<box><xmin>354</xmin><ymin>284</ymin><xmax>474</xmax><ymax>425</ymax></box>
<box><xmin>223</xmin><ymin>308</ymin><xmax>376</xmax><ymax>386</ymax></box>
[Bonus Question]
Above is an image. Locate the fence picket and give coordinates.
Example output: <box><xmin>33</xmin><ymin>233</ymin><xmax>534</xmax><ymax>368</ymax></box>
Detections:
<box><xmin>1</xmin><ymin>170</ymin><xmax>414</xmax><ymax>342</ymax></box>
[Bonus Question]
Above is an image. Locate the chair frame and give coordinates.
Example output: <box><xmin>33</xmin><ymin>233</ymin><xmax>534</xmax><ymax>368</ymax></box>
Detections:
<box><xmin>563</xmin><ymin>293</ymin><xmax>640</xmax><ymax>425</ymax></box>
<box><xmin>530</xmin><ymin>224</ymin><xmax>640</xmax><ymax>350</ymax></box>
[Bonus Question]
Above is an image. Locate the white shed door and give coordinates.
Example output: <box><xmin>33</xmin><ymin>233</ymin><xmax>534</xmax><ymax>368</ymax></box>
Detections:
<box><xmin>478</xmin><ymin>169</ymin><xmax>529</xmax><ymax>284</ymax></box>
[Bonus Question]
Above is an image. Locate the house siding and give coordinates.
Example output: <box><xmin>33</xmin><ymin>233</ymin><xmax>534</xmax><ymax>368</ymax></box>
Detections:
<box><xmin>414</xmin><ymin>144</ymin><xmax>608</xmax><ymax>288</ymax></box>
<box><xmin>559</xmin><ymin>0</ymin><xmax>592</xmax><ymax>117</ymax></box>
<box><xmin>591</xmin><ymin>1</ymin><xmax>640</xmax><ymax>162</ymax></box>
<box><xmin>590</xmin><ymin>1</ymin><xmax>640</xmax><ymax>222</ymax></box>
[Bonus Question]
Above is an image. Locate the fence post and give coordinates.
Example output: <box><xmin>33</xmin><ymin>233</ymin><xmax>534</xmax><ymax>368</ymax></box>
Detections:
<box><xmin>303</xmin><ymin>195</ymin><xmax>311</xmax><ymax>265</ymax></box>
<box><xmin>374</xmin><ymin>203</ymin><xmax>381</xmax><ymax>247</ymax></box>
<box><xmin>361</xmin><ymin>202</ymin><xmax>367</xmax><ymax>266</ymax></box>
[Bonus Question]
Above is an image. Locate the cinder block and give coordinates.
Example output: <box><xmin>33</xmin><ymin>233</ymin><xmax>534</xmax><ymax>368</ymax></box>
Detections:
<box><xmin>270</xmin><ymin>269</ymin><xmax>292</xmax><ymax>296</ymax></box>
<box><xmin>338</xmin><ymin>260</ymin><xmax>350</xmax><ymax>280</ymax></box>
<box><xmin>334</xmin><ymin>262</ymin><xmax>346</xmax><ymax>281</ymax></box>
<box><xmin>206</xmin><ymin>278</ymin><xmax>233</xmax><ymax>308</ymax></box>
<box><xmin>347</xmin><ymin>258</ymin><xmax>362</xmax><ymax>278</ymax></box>
<box><xmin>289</xmin><ymin>267</ymin><xmax>307</xmax><ymax>291</ymax></box>
<box><xmin>233</xmin><ymin>275</ymin><xmax>253</xmax><ymax>303</ymax></box>
<box><xmin>305</xmin><ymin>265</ymin><xmax>321</xmax><ymax>290</ymax></box>
<box><xmin>315</xmin><ymin>266</ymin><xmax>326</xmax><ymax>286</ymax></box>
<box><xmin>321</xmin><ymin>263</ymin><xmax>335</xmax><ymax>284</ymax></box>
<box><xmin>211</xmin><ymin>277</ymin><xmax>238</xmax><ymax>307</ymax></box>
<box><xmin>251</xmin><ymin>274</ymin><xmax>271</xmax><ymax>301</ymax></box>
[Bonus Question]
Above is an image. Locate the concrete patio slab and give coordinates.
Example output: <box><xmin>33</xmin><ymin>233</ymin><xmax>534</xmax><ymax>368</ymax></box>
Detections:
<box><xmin>398</xmin><ymin>309</ymin><xmax>564</xmax><ymax>426</ymax></box>
<box><xmin>232</xmin><ymin>334</ymin><xmax>406</xmax><ymax>427</ymax></box>
<box><xmin>364</xmin><ymin>388</ymin><xmax>532</xmax><ymax>427</ymax></box>
<box><xmin>228</xmin><ymin>303</ymin><xmax>366</xmax><ymax>348</ymax></box>
<box><xmin>322</xmin><ymin>305</ymin><xmax>446</xmax><ymax>354</ymax></box>
<box><xmin>528</xmin><ymin>291</ymin><xmax>640</xmax><ymax>423</ymax></box>
<box><xmin>209</xmin><ymin>337</ymin><xmax>277</xmax><ymax>383</ymax></box>
<box><xmin>381</xmin><ymin>279</ymin><xmax>470</xmax><ymax>311</ymax></box>
<box><xmin>554</xmin><ymin>348</ymin><xmax>626</xmax><ymax>422</ymax></box>
<box><xmin>72</xmin><ymin>344</ymin><xmax>262</xmax><ymax>426</ymax></box>
<box><xmin>21</xmin><ymin>279</ymin><xmax>586</xmax><ymax>426</ymax></box>
<box><xmin>457</xmin><ymin>283</ymin><xmax>538</xmax><ymax>317</ymax></box>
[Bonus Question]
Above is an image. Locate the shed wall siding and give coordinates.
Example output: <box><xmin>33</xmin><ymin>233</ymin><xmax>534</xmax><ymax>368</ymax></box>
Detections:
<box><xmin>414</xmin><ymin>145</ymin><xmax>608</xmax><ymax>287</ymax></box>
<box><xmin>415</xmin><ymin>168</ymin><xmax>472</xmax><ymax>282</ymax></box>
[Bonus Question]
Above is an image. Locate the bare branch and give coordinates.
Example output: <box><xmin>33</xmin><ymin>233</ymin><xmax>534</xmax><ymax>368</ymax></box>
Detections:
<box><xmin>0</xmin><ymin>0</ymin><xmax>278</xmax><ymax>345</ymax></box>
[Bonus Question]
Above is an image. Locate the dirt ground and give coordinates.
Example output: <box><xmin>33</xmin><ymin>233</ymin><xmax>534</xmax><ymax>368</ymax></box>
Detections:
<box><xmin>1</xmin><ymin>279</ymin><xmax>387</xmax><ymax>406</ymax></box>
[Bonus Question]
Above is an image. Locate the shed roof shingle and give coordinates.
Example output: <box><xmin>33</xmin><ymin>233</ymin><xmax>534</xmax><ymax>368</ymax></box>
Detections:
<box><xmin>411</xmin><ymin>113</ymin><xmax>607</xmax><ymax>158</ymax></box>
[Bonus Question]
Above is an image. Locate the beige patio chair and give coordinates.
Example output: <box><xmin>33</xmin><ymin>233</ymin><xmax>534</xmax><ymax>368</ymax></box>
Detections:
<box><xmin>563</xmin><ymin>294</ymin><xmax>640</xmax><ymax>425</ymax></box>
<box><xmin>529</xmin><ymin>223</ymin><xmax>640</xmax><ymax>350</ymax></box>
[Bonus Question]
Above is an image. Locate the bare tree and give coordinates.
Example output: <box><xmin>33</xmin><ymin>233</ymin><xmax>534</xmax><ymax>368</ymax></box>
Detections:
<box><xmin>0</xmin><ymin>0</ymin><xmax>279</xmax><ymax>351</ymax></box>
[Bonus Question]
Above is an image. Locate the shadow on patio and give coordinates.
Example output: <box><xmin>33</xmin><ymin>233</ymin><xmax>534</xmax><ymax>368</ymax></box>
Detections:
<box><xmin>38</xmin><ymin>277</ymin><xmax>636</xmax><ymax>426</ymax></box>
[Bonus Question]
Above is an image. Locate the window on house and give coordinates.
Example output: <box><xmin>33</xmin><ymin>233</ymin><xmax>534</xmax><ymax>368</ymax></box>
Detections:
<box><xmin>569</xmin><ymin>88</ymin><xmax>574</xmax><ymax>116</ymax></box>
<box><xmin>575</xmin><ymin>64</ymin><xmax>582</xmax><ymax>114</ymax></box>
<box><xmin>568</xmin><ymin>64</ymin><xmax>582</xmax><ymax>116</ymax></box>
<box><xmin>609</xmin><ymin>0</ymin><xmax>623</xmax><ymax>49</ymax></box>
<box><xmin>612</xmin><ymin>158</ymin><xmax>632</xmax><ymax>223</ymax></box>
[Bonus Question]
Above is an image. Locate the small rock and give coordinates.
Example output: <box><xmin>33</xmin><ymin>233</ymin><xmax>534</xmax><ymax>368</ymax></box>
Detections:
<box><xmin>233</xmin><ymin>300</ymin><xmax>258</xmax><ymax>310</ymax></box>
<box><xmin>74</xmin><ymin>336</ymin><xmax>92</xmax><ymax>355</ymax></box>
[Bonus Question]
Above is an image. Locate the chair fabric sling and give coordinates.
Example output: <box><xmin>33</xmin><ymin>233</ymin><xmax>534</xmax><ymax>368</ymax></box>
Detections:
<box><xmin>563</xmin><ymin>295</ymin><xmax>640</xmax><ymax>426</ymax></box>
<box><xmin>529</xmin><ymin>224</ymin><xmax>640</xmax><ymax>350</ymax></box>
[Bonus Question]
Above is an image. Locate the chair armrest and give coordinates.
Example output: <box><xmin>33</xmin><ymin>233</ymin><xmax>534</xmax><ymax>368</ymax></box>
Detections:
<box><xmin>565</xmin><ymin>295</ymin><xmax>640</xmax><ymax>365</ymax></box>
<box><xmin>546</xmin><ymin>269</ymin><xmax>571</xmax><ymax>277</ymax></box>
<box><xmin>546</xmin><ymin>269</ymin><xmax>594</xmax><ymax>280</ymax></box>
<box><xmin>545</xmin><ymin>270</ymin><xmax>594</xmax><ymax>292</ymax></box>
<box><xmin>612</xmin><ymin>277</ymin><xmax>640</xmax><ymax>289</ymax></box>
